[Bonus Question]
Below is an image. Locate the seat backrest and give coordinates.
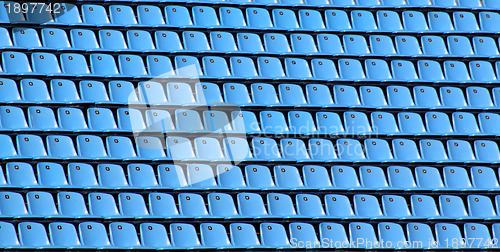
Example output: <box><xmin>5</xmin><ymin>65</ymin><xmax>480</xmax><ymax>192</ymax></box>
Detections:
<box><xmin>245</xmin><ymin>165</ymin><xmax>274</xmax><ymax>188</ymax></box>
<box><xmin>272</xmin><ymin>9</ymin><xmax>299</xmax><ymax>29</ymax></box>
<box><xmin>109</xmin><ymin>222</ymin><xmax>141</xmax><ymax>248</ymax></box>
<box><xmin>57</xmin><ymin>192</ymin><xmax>89</xmax><ymax>217</ymax></box>
<box><xmin>79</xmin><ymin>222</ymin><xmax>111</xmax><ymax>247</ymax></box>
<box><xmin>246</xmin><ymin>8</ymin><xmax>272</xmax><ymax>28</ymax></box>
<box><xmin>415</xmin><ymin>166</ymin><xmax>444</xmax><ymax>189</ymax></box>
<box><xmin>331</xmin><ymin>165</ymin><xmax>360</xmax><ymax>188</ymax></box>
<box><xmin>118</xmin><ymin>193</ymin><xmax>149</xmax><ymax>217</ymax></box>
<box><xmin>127</xmin><ymin>163</ymin><xmax>158</xmax><ymax>187</ymax></box>
<box><xmin>349</xmin><ymin>222</ymin><xmax>378</xmax><ymax>248</ymax></box>
<box><xmin>148</xmin><ymin>193</ymin><xmax>179</xmax><ymax>217</ymax></box>
<box><xmin>88</xmin><ymin>192</ymin><xmax>120</xmax><ymax>217</ymax></box>
<box><xmin>428</xmin><ymin>11</ymin><xmax>454</xmax><ymax>31</ymax></box>
<box><xmin>140</xmin><ymin>223</ymin><xmax>171</xmax><ymax>248</ymax></box>
<box><xmin>67</xmin><ymin>163</ymin><xmax>98</xmax><ymax>188</ymax></box>
<box><xmin>18</xmin><ymin>222</ymin><xmax>50</xmax><ymax>247</ymax></box>
<box><xmin>97</xmin><ymin>163</ymin><xmax>128</xmax><ymax>188</ymax></box>
<box><xmin>164</xmin><ymin>6</ymin><xmax>192</xmax><ymax>26</ymax></box>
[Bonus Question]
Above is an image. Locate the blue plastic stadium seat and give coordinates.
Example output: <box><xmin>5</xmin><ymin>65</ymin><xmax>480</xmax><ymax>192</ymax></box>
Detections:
<box><xmin>415</xmin><ymin>166</ymin><xmax>444</xmax><ymax>189</ymax></box>
<box><xmin>54</xmin><ymin>3</ymin><xmax>82</xmax><ymax>25</ymax></box>
<box><xmin>57</xmin><ymin>192</ymin><xmax>89</xmax><ymax>217</ymax></box>
<box><xmin>109</xmin><ymin>222</ymin><xmax>141</xmax><ymax>248</ymax></box>
<box><xmin>166</xmin><ymin>82</ymin><xmax>197</xmax><ymax>105</ymax></box>
<box><xmin>49</xmin><ymin>79</ymin><xmax>80</xmax><ymax>103</ymax></box>
<box><xmin>97</xmin><ymin>163</ymin><xmax>129</xmax><ymax>188</ymax></box>
<box><xmin>31</xmin><ymin>52</ymin><xmax>62</xmax><ymax>75</ymax></box>
<box><xmin>366</xmin><ymin>60</ymin><xmax>392</xmax><ymax>81</ymax></box>
<box><xmin>448</xmin><ymin>36</ymin><xmax>474</xmax><ymax>56</ymax></box>
<box><xmin>27</xmin><ymin>191</ymin><xmax>59</xmax><ymax>217</ymax></box>
<box><xmin>219</xmin><ymin>7</ymin><xmax>246</xmax><ymax>28</ymax></box>
<box><xmin>343</xmin><ymin>35</ymin><xmax>370</xmax><ymax>56</ymax></box>
<box><xmin>395</xmin><ymin>36</ymin><xmax>422</xmax><ymax>56</ymax></box>
<box><xmin>464</xmin><ymin>223</ymin><xmax>493</xmax><ymax>248</ymax></box>
<box><xmin>200</xmin><ymin>223</ymin><xmax>231</xmax><ymax>248</ymax></box>
<box><xmin>381</xmin><ymin>195</ymin><xmax>411</xmax><ymax>218</ymax></box>
<box><xmin>272</xmin><ymin>9</ymin><xmax>299</xmax><ymax>29</ymax></box>
<box><xmin>178</xmin><ymin>193</ymin><xmax>210</xmax><ymax>217</ymax></box>
<box><xmin>454</xmin><ymin>12</ymin><xmax>479</xmax><ymax>33</ymax></box>
<box><xmin>76</xmin><ymin>135</ymin><xmax>108</xmax><ymax>158</ymax></box>
<box><xmin>89</xmin><ymin>54</ymin><xmax>119</xmax><ymax>76</ymax></box>
<box><xmin>369</xmin><ymin>36</ymin><xmax>396</xmax><ymax>56</ymax></box>
<box><xmin>371</xmin><ymin>111</ymin><xmax>399</xmax><ymax>134</ymax></box>
<box><xmin>402</xmin><ymin>11</ymin><xmax>428</xmax><ymax>32</ymax></box>
<box><xmin>480</xmin><ymin>12</ymin><xmax>500</xmax><ymax>32</ymax></box>
<box><xmin>60</xmin><ymin>53</ymin><xmax>91</xmax><ymax>75</ymax></box>
<box><xmin>79</xmin><ymin>222</ymin><xmax>111</xmax><ymax>247</ymax></box>
<box><xmin>165</xmin><ymin>6</ymin><xmax>193</xmax><ymax>27</ymax></box>
<box><xmin>106</xmin><ymin>136</ymin><xmax>137</xmax><ymax>159</ymax></box>
<box><xmin>139</xmin><ymin>223</ymin><xmax>172</xmax><ymax>249</ymax></box>
<box><xmin>49</xmin><ymin>222</ymin><xmax>81</xmax><ymax>247</ymax></box>
<box><xmin>109</xmin><ymin>5</ymin><xmax>137</xmax><ymax>26</ymax></box>
<box><xmin>1</xmin><ymin>107</ymin><xmax>30</xmax><ymax>132</ymax></box>
<box><xmin>331</xmin><ymin>165</ymin><xmax>362</xmax><ymax>189</ymax></box>
<box><xmin>333</xmin><ymin>85</ymin><xmax>362</xmax><ymax>107</ymax></box>
<box><xmin>88</xmin><ymin>192</ymin><xmax>120</xmax><ymax>217</ymax></box>
<box><xmin>137</xmin><ymin>6</ymin><xmax>165</xmax><ymax>26</ymax></box>
<box><xmin>351</xmin><ymin>10</ymin><xmax>377</xmax><ymax>31</ymax></box>
<box><xmin>27</xmin><ymin>107</ymin><xmax>58</xmax><ymax>130</ymax></box>
<box><xmin>246</xmin><ymin>8</ymin><xmax>273</xmax><ymax>29</ymax></box>
<box><xmin>229</xmin><ymin>223</ymin><xmax>260</xmax><ymax>247</ymax></box>
<box><xmin>12</xmin><ymin>28</ymin><xmax>42</xmax><ymax>48</ymax></box>
<box><xmin>406</xmin><ymin>223</ymin><xmax>436</xmax><ymax>249</ymax></box>
<box><xmin>349</xmin><ymin>222</ymin><xmax>378</xmax><ymax>248</ymax></box>
<box><xmin>387</xmin><ymin>166</ymin><xmax>417</xmax><ymax>189</ymax></box>
<box><xmin>244</xmin><ymin>165</ymin><xmax>274</xmax><ymax>189</ymax></box>
<box><xmin>16</xmin><ymin>134</ymin><xmax>47</xmax><ymax>158</ymax></box>
<box><xmin>260</xmin><ymin>223</ymin><xmax>289</xmax><ymax>247</ymax></box>
<box><xmin>428</xmin><ymin>12</ymin><xmax>454</xmax><ymax>32</ymax></box>
<box><xmin>170</xmin><ymin>224</ymin><xmax>202</xmax><ymax>248</ymax></box>
<box><xmin>154</xmin><ymin>31</ymin><xmax>183</xmax><ymax>52</ymax></box>
<box><xmin>364</xmin><ymin>139</ymin><xmax>394</xmax><ymax>162</ymax></box>
<box><xmin>324</xmin><ymin>10</ymin><xmax>351</xmax><ymax>30</ymax></box>
<box><xmin>68</xmin><ymin>163</ymin><xmax>99</xmax><ymax>188</ymax></box>
<box><xmin>18</xmin><ymin>222</ymin><xmax>51</xmax><ymax>248</ymax></box>
<box><xmin>118</xmin><ymin>55</ymin><xmax>148</xmax><ymax>77</ymax></box>
<box><xmin>70</xmin><ymin>29</ymin><xmax>100</xmax><ymax>50</ymax></box>
<box><xmin>36</xmin><ymin>162</ymin><xmax>69</xmax><ymax>186</ymax></box>
<box><xmin>118</xmin><ymin>193</ymin><xmax>149</xmax><ymax>218</ymax></box>
<box><xmin>308</xmin><ymin>139</ymin><xmax>338</xmax><ymax>161</ymax></box>
<box><xmin>20</xmin><ymin>79</ymin><xmax>52</xmax><ymax>103</ymax></box>
<box><xmin>148</xmin><ymin>192</ymin><xmax>180</xmax><ymax>217</ymax></box>
<box><xmin>202</xmin><ymin>111</ymin><xmax>231</xmax><ymax>133</ymax></box>
<box><xmin>82</xmin><ymin>4</ymin><xmax>110</xmax><ymax>25</ymax></box>
<box><xmin>353</xmin><ymin>194</ymin><xmax>383</xmax><ymax>217</ymax></box>
<box><xmin>2</xmin><ymin>51</ymin><xmax>32</xmax><ymax>74</ymax></box>
<box><xmin>202</xmin><ymin>56</ymin><xmax>230</xmax><ymax>78</ymax></box>
<box><xmin>467</xmin><ymin>195</ymin><xmax>497</xmax><ymax>218</ymax></box>
<box><xmin>298</xmin><ymin>10</ymin><xmax>325</xmax><ymax>30</ymax></box>
<box><xmin>306</xmin><ymin>84</ymin><xmax>335</xmax><ymax>107</ymax></box>
<box><xmin>230</xmin><ymin>57</ymin><xmax>259</xmax><ymax>78</ymax></box>
<box><xmin>186</xmin><ymin>164</ymin><xmax>217</xmax><ymax>188</ymax></box>
<box><xmin>344</xmin><ymin>111</ymin><xmax>371</xmax><ymax>134</ymax></box>
<box><xmin>296</xmin><ymin>194</ymin><xmax>325</xmax><ymax>216</ymax></box>
<box><xmin>0</xmin><ymin>191</ymin><xmax>29</xmax><ymax>216</ymax></box>
<box><xmin>274</xmin><ymin>165</ymin><xmax>305</xmax><ymax>188</ymax></box>
<box><xmin>127</xmin><ymin>30</ymin><xmax>154</xmax><ymax>51</ymax></box>
<box><xmin>377</xmin><ymin>11</ymin><xmax>403</xmax><ymax>32</ymax></box>
<box><xmin>0</xmin><ymin>78</ymin><xmax>22</xmax><ymax>102</ymax></box>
